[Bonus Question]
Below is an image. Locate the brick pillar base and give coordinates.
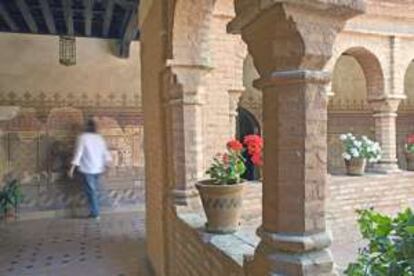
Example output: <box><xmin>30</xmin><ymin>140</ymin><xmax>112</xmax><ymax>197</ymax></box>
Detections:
<box><xmin>369</xmin><ymin>97</ymin><xmax>404</xmax><ymax>174</ymax></box>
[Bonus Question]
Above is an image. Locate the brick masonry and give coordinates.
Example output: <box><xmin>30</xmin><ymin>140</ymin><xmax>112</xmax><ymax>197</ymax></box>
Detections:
<box><xmin>327</xmin><ymin>173</ymin><xmax>414</xmax><ymax>245</ymax></box>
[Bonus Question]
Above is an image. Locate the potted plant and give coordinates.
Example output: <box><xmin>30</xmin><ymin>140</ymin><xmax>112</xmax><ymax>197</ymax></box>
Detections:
<box><xmin>196</xmin><ymin>139</ymin><xmax>247</xmax><ymax>234</ymax></box>
<box><xmin>340</xmin><ymin>133</ymin><xmax>381</xmax><ymax>176</ymax></box>
<box><xmin>0</xmin><ymin>178</ymin><xmax>23</xmax><ymax>221</ymax></box>
<box><xmin>405</xmin><ymin>134</ymin><xmax>414</xmax><ymax>171</ymax></box>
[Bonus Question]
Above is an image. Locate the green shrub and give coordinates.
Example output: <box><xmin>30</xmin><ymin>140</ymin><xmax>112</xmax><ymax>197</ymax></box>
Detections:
<box><xmin>0</xmin><ymin>179</ymin><xmax>23</xmax><ymax>217</ymax></box>
<box><xmin>345</xmin><ymin>208</ymin><xmax>414</xmax><ymax>276</ymax></box>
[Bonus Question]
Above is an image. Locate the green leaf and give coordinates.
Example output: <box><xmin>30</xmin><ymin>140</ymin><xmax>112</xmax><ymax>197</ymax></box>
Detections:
<box><xmin>405</xmin><ymin>226</ymin><xmax>414</xmax><ymax>234</ymax></box>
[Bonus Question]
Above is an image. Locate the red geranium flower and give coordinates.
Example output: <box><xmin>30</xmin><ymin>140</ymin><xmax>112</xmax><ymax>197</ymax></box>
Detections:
<box><xmin>227</xmin><ymin>139</ymin><xmax>243</xmax><ymax>151</ymax></box>
<box><xmin>243</xmin><ymin>134</ymin><xmax>263</xmax><ymax>167</ymax></box>
<box><xmin>407</xmin><ymin>134</ymin><xmax>414</xmax><ymax>145</ymax></box>
<box><xmin>222</xmin><ymin>153</ymin><xmax>229</xmax><ymax>165</ymax></box>
<box><xmin>251</xmin><ymin>153</ymin><xmax>263</xmax><ymax>166</ymax></box>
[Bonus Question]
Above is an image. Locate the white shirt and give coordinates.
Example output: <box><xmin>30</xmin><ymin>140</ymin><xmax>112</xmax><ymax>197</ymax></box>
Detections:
<box><xmin>71</xmin><ymin>133</ymin><xmax>112</xmax><ymax>174</ymax></box>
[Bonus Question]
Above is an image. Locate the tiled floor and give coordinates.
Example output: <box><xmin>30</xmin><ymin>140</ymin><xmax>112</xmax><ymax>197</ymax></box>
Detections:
<box><xmin>0</xmin><ymin>212</ymin><xmax>151</xmax><ymax>276</ymax></box>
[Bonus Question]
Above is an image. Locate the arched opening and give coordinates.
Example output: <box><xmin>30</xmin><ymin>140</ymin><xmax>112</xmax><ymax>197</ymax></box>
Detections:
<box><xmin>397</xmin><ymin>60</ymin><xmax>414</xmax><ymax>169</ymax></box>
<box><xmin>328</xmin><ymin>48</ymin><xmax>383</xmax><ymax>174</ymax></box>
<box><xmin>236</xmin><ymin>106</ymin><xmax>261</xmax><ymax>140</ymax></box>
<box><xmin>236</xmin><ymin>106</ymin><xmax>261</xmax><ymax>180</ymax></box>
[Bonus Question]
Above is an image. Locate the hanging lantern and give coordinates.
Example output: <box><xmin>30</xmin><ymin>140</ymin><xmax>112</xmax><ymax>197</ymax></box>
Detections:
<box><xmin>59</xmin><ymin>36</ymin><xmax>76</xmax><ymax>66</ymax></box>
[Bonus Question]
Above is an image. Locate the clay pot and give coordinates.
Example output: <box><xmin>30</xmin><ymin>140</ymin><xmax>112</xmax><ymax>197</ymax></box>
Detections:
<box><xmin>345</xmin><ymin>158</ymin><xmax>366</xmax><ymax>176</ymax></box>
<box><xmin>405</xmin><ymin>151</ymin><xmax>414</xmax><ymax>171</ymax></box>
<box><xmin>195</xmin><ymin>180</ymin><xmax>245</xmax><ymax>234</ymax></box>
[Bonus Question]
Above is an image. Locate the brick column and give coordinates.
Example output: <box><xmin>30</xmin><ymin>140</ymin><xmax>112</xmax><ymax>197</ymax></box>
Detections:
<box><xmin>369</xmin><ymin>96</ymin><xmax>404</xmax><ymax>173</ymax></box>
<box><xmin>228</xmin><ymin>89</ymin><xmax>243</xmax><ymax>138</ymax></box>
<box><xmin>228</xmin><ymin>2</ymin><xmax>363</xmax><ymax>275</ymax></box>
<box><xmin>255</xmin><ymin>70</ymin><xmax>335</xmax><ymax>275</ymax></box>
<box><xmin>166</xmin><ymin>61</ymin><xmax>210</xmax><ymax>205</ymax></box>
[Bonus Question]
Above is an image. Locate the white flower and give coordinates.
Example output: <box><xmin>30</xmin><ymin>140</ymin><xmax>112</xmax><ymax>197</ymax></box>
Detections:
<box><xmin>342</xmin><ymin>153</ymin><xmax>352</xmax><ymax>160</ymax></box>
<box><xmin>354</xmin><ymin>141</ymin><xmax>362</xmax><ymax>148</ymax></box>
<box><xmin>350</xmin><ymin>147</ymin><xmax>360</xmax><ymax>158</ymax></box>
<box><xmin>339</xmin><ymin>134</ymin><xmax>347</xmax><ymax>141</ymax></box>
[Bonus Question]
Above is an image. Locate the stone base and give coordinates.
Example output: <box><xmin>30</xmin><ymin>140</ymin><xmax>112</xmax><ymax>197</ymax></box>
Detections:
<box><xmin>246</xmin><ymin>229</ymin><xmax>337</xmax><ymax>275</ymax></box>
<box><xmin>247</xmin><ymin>244</ymin><xmax>337</xmax><ymax>276</ymax></box>
<box><xmin>370</xmin><ymin>162</ymin><xmax>400</xmax><ymax>174</ymax></box>
<box><xmin>171</xmin><ymin>187</ymin><xmax>199</xmax><ymax>206</ymax></box>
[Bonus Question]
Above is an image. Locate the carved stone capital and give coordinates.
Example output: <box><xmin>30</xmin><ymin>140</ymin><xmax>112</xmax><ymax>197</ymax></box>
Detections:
<box><xmin>228</xmin><ymin>1</ymin><xmax>365</xmax><ymax>76</ymax></box>
<box><xmin>368</xmin><ymin>95</ymin><xmax>405</xmax><ymax>113</ymax></box>
<box><xmin>254</xmin><ymin>69</ymin><xmax>331</xmax><ymax>89</ymax></box>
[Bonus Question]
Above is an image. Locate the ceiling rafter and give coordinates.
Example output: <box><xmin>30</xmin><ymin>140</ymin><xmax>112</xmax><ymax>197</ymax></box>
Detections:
<box><xmin>62</xmin><ymin>0</ymin><xmax>74</xmax><ymax>36</ymax></box>
<box><xmin>0</xmin><ymin>2</ymin><xmax>18</xmax><ymax>32</ymax></box>
<box><xmin>16</xmin><ymin>0</ymin><xmax>38</xmax><ymax>33</ymax></box>
<box><xmin>118</xmin><ymin>6</ymin><xmax>138</xmax><ymax>58</ymax></box>
<box><xmin>39</xmin><ymin>0</ymin><xmax>56</xmax><ymax>34</ymax></box>
<box><xmin>102</xmin><ymin>0</ymin><xmax>114</xmax><ymax>37</ymax></box>
<box><xmin>84</xmin><ymin>0</ymin><xmax>94</xmax><ymax>36</ymax></box>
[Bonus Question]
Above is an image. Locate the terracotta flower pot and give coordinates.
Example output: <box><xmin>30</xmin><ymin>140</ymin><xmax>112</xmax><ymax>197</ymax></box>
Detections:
<box><xmin>195</xmin><ymin>180</ymin><xmax>245</xmax><ymax>234</ymax></box>
<box><xmin>405</xmin><ymin>151</ymin><xmax>414</xmax><ymax>171</ymax></box>
<box><xmin>345</xmin><ymin>158</ymin><xmax>366</xmax><ymax>176</ymax></box>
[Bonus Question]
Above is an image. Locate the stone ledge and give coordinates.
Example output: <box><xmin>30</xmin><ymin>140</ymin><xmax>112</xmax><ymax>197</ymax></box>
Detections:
<box><xmin>177</xmin><ymin>210</ymin><xmax>259</xmax><ymax>266</ymax></box>
<box><xmin>329</xmin><ymin>170</ymin><xmax>414</xmax><ymax>182</ymax></box>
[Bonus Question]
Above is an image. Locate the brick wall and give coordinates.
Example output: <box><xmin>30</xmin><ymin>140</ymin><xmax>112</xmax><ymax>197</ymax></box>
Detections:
<box><xmin>233</xmin><ymin>175</ymin><xmax>414</xmax><ymax>246</ymax></box>
<box><xmin>327</xmin><ymin>173</ymin><xmax>414</xmax><ymax>244</ymax></box>
<box><xmin>169</xmin><ymin>212</ymin><xmax>245</xmax><ymax>276</ymax></box>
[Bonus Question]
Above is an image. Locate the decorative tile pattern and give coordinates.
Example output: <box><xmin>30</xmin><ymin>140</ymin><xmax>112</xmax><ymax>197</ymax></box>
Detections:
<box><xmin>0</xmin><ymin>94</ymin><xmax>146</xmax><ymax>215</ymax></box>
<box><xmin>0</xmin><ymin>212</ymin><xmax>151</xmax><ymax>276</ymax></box>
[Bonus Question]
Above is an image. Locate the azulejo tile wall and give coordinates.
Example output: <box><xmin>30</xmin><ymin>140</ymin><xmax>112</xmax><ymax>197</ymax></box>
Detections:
<box><xmin>0</xmin><ymin>91</ymin><xmax>145</xmax><ymax>215</ymax></box>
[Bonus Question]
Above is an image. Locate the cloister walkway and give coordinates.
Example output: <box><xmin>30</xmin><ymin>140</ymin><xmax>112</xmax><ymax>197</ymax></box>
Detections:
<box><xmin>0</xmin><ymin>212</ymin><xmax>151</xmax><ymax>276</ymax></box>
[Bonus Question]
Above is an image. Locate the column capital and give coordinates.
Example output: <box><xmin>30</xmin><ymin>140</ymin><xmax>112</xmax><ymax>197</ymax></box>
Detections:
<box><xmin>166</xmin><ymin>58</ymin><xmax>214</xmax><ymax>71</ymax></box>
<box><xmin>254</xmin><ymin>69</ymin><xmax>331</xmax><ymax>89</ymax></box>
<box><xmin>368</xmin><ymin>95</ymin><xmax>406</xmax><ymax>113</ymax></box>
<box><xmin>228</xmin><ymin>1</ymin><xmax>365</xmax><ymax>35</ymax></box>
<box><xmin>229</xmin><ymin>2</ymin><xmax>365</xmax><ymax>80</ymax></box>
<box><xmin>228</xmin><ymin>88</ymin><xmax>245</xmax><ymax>96</ymax></box>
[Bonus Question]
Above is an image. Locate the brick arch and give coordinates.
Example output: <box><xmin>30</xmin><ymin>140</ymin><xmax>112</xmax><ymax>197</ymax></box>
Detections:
<box><xmin>328</xmin><ymin>47</ymin><xmax>385</xmax><ymax>100</ymax></box>
<box><xmin>402</xmin><ymin>59</ymin><xmax>414</xmax><ymax>99</ymax></box>
<box><xmin>171</xmin><ymin>0</ymin><xmax>215</xmax><ymax>66</ymax></box>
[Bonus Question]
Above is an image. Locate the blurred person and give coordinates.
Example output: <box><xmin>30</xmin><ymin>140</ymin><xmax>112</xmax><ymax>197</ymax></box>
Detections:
<box><xmin>68</xmin><ymin>119</ymin><xmax>111</xmax><ymax>219</ymax></box>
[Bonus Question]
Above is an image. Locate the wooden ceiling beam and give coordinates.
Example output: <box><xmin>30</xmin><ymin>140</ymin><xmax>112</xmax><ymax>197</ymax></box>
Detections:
<box><xmin>62</xmin><ymin>0</ymin><xmax>74</xmax><ymax>36</ymax></box>
<box><xmin>16</xmin><ymin>0</ymin><xmax>38</xmax><ymax>33</ymax></box>
<box><xmin>39</xmin><ymin>0</ymin><xmax>56</xmax><ymax>34</ymax></box>
<box><xmin>115</xmin><ymin>0</ymin><xmax>135</xmax><ymax>9</ymax></box>
<box><xmin>0</xmin><ymin>3</ymin><xmax>18</xmax><ymax>32</ymax></box>
<box><xmin>84</xmin><ymin>0</ymin><xmax>93</xmax><ymax>36</ymax></box>
<box><xmin>118</xmin><ymin>7</ymin><xmax>138</xmax><ymax>58</ymax></box>
<box><xmin>102</xmin><ymin>0</ymin><xmax>114</xmax><ymax>37</ymax></box>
